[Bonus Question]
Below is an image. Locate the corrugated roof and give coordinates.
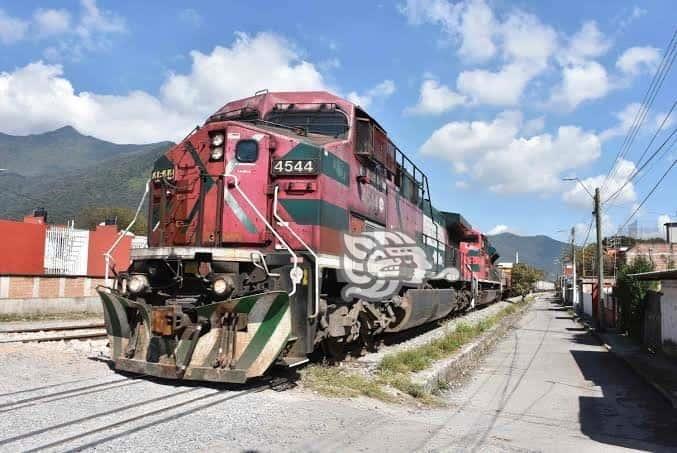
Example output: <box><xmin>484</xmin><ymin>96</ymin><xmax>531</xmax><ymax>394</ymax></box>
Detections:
<box><xmin>628</xmin><ymin>269</ymin><xmax>677</xmax><ymax>281</ymax></box>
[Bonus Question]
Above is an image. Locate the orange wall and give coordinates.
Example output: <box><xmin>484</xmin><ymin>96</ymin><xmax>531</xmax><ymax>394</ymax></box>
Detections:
<box><xmin>0</xmin><ymin>220</ymin><xmax>46</xmax><ymax>275</ymax></box>
<box><xmin>87</xmin><ymin>225</ymin><xmax>132</xmax><ymax>277</ymax></box>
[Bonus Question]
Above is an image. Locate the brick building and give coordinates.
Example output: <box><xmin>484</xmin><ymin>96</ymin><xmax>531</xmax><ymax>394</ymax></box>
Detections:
<box><xmin>0</xmin><ymin>212</ymin><xmax>144</xmax><ymax>314</ymax></box>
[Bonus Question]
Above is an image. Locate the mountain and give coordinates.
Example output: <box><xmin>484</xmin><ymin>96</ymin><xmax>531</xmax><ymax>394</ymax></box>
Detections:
<box><xmin>488</xmin><ymin>232</ymin><xmax>568</xmax><ymax>280</ymax></box>
<box><xmin>0</xmin><ymin>126</ymin><xmax>172</xmax><ymax>176</ymax></box>
<box><xmin>0</xmin><ymin>126</ymin><xmax>172</xmax><ymax>224</ymax></box>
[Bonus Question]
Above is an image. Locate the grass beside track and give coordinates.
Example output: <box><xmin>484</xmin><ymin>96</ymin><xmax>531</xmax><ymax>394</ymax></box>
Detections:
<box><xmin>302</xmin><ymin>296</ymin><xmax>533</xmax><ymax>405</ymax></box>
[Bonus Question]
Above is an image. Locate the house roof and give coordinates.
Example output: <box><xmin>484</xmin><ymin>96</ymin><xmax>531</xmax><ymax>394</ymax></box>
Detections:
<box><xmin>628</xmin><ymin>269</ymin><xmax>677</xmax><ymax>281</ymax></box>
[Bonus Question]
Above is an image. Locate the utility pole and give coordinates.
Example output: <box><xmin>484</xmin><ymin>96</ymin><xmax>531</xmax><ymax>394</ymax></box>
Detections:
<box><xmin>571</xmin><ymin>227</ymin><xmax>577</xmax><ymax>308</ymax></box>
<box><xmin>594</xmin><ymin>188</ymin><xmax>604</xmax><ymax>330</ymax></box>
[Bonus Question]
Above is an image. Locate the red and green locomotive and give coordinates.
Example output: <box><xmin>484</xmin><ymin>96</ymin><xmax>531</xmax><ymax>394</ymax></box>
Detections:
<box><xmin>98</xmin><ymin>91</ymin><xmax>501</xmax><ymax>383</ymax></box>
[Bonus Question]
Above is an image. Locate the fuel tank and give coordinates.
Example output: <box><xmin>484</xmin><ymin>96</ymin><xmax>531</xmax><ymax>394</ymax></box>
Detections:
<box><xmin>385</xmin><ymin>288</ymin><xmax>464</xmax><ymax>333</ymax></box>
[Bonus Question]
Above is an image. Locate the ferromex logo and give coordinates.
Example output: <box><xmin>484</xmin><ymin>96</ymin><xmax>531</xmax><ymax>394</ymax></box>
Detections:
<box><xmin>339</xmin><ymin>231</ymin><xmax>460</xmax><ymax>302</ymax></box>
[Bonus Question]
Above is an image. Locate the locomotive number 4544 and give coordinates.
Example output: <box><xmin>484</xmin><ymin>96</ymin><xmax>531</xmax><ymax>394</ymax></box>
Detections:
<box><xmin>271</xmin><ymin>159</ymin><xmax>318</xmax><ymax>175</ymax></box>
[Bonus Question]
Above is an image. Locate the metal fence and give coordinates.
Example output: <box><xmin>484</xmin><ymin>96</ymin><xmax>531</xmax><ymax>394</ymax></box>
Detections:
<box><xmin>131</xmin><ymin>235</ymin><xmax>148</xmax><ymax>249</ymax></box>
<box><xmin>44</xmin><ymin>225</ymin><xmax>90</xmax><ymax>275</ymax></box>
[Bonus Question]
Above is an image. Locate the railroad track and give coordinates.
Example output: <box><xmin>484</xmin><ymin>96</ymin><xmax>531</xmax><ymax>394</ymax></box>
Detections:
<box><xmin>0</xmin><ymin>373</ymin><xmax>278</xmax><ymax>451</ymax></box>
<box><xmin>0</xmin><ymin>322</ymin><xmax>107</xmax><ymax>344</ymax></box>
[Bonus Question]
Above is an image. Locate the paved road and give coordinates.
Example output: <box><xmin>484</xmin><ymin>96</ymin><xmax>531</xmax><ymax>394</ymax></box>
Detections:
<box><xmin>1</xmin><ymin>293</ymin><xmax>677</xmax><ymax>451</ymax></box>
<box><xmin>416</xmin><ymin>292</ymin><xmax>677</xmax><ymax>452</ymax></box>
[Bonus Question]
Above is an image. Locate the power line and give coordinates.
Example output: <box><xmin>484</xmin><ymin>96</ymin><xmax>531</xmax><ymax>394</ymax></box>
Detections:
<box><xmin>634</xmin><ymin>100</ymin><xmax>676</xmax><ymax>169</ymax></box>
<box><xmin>601</xmin><ymin>28</ymin><xmax>677</xmax><ymax>194</ymax></box>
<box><xmin>581</xmin><ymin>217</ymin><xmax>594</xmax><ymax>248</ymax></box>
<box><xmin>631</xmin><ymin>128</ymin><xmax>677</xmax><ymax>187</ymax></box>
<box><xmin>615</xmin><ymin>158</ymin><xmax>676</xmax><ymax>235</ymax></box>
<box><xmin>604</xmin><ymin>125</ymin><xmax>677</xmax><ymax>204</ymax></box>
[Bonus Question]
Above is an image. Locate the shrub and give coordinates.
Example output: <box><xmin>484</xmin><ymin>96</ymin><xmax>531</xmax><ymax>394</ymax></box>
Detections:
<box><xmin>615</xmin><ymin>256</ymin><xmax>654</xmax><ymax>341</ymax></box>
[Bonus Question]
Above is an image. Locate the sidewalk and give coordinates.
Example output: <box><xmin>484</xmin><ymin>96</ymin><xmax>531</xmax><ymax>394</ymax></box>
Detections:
<box><xmin>574</xmin><ymin>310</ymin><xmax>677</xmax><ymax>408</ymax></box>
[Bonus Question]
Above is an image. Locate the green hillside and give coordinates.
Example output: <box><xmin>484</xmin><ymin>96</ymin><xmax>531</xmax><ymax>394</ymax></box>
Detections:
<box><xmin>0</xmin><ymin>126</ymin><xmax>171</xmax><ymax>176</ymax></box>
<box><xmin>488</xmin><ymin>232</ymin><xmax>568</xmax><ymax>280</ymax></box>
<box><xmin>0</xmin><ymin>127</ymin><xmax>172</xmax><ymax>225</ymax></box>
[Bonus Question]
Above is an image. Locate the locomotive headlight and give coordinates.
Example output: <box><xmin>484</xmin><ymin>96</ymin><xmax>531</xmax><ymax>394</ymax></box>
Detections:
<box><xmin>211</xmin><ymin>274</ymin><xmax>234</xmax><ymax>297</ymax></box>
<box><xmin>127</xmin><ymin>274</ymin><xmax>149</xmax><ymax>294</ymax></box>
<box><xmin>211</xmin><ymin>133</ymin><xmax>224</xmax><ymax>147</ymax></box>
<box><xmin>210</xmin><ymin>146</ymin><xmax>224</xmax><ymax>160</ymax></box>
<box><xmin>213</xmin><ymin>278</ymin><xmax>228</xmax><ymax>295</ymax></box>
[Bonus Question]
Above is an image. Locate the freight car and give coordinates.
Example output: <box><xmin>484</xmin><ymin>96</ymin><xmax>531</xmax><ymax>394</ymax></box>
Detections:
<box><xmin>98</xmin><ymin>91</ymin><xmax>501</xmax><ymax>383</ymax></box>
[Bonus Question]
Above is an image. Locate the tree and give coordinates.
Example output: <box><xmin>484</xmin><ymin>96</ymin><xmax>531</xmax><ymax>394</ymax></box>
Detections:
<box><xmin>511</xmin><ymin>263</ymin><xmax>544</xmax><ymax>296</ymax></box>
<box><xmin>616</xmin><ymin>256</ymin><xmax>654</xmax><ymax>341</ymax></box>
<box><xmin>77</xmin><ymin>206</ymin><xmax>147</xmax><ymax>236</ymax></box>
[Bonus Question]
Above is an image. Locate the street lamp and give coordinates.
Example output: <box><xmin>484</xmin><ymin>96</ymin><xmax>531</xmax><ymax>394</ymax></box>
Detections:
<box><xmin>562</xmin><ymin>176</ymin><xmax>594</xmax><ymax>199</ymax></box>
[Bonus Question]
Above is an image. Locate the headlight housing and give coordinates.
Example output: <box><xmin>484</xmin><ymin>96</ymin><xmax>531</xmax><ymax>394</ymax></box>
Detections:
<box><xmin>211</xmin><ymin>133</ymin><xmax>224</xmax><ymax>147</ymax></box>
<box><xmin>210</xmin><ymin>146</ymin><xmax>224</xmax><ymax>160</ymax></box>
<box><xmin>211</xmin><ymin>274</ymin><xmax>235</xmax><ymax>298</ymax></box>
<box><xmin>127</xmin><ymin>274</ymin><xmax>149</xmax><ymax>294</ymax></box>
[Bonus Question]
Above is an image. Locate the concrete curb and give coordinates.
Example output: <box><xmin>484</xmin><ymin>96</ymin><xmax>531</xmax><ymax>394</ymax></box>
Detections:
<box><xmin>412</xmin><ymin>298</ymin><xmax>533</xmax><ymax>393</ymax></box>
<box><xmin>571</xmin><ymin>312</ymin><xmax>677</xmax><ymax>409</ymax></box>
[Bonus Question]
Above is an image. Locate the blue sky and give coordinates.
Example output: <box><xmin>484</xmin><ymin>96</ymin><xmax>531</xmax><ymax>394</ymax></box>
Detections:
<box><xmin>0</xmin><ymin>0</ymin><xmax>675</xmax><ymax>241</ymax></box>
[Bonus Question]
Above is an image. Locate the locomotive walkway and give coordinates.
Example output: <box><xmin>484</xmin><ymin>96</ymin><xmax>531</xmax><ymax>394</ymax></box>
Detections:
<box><xmin>1</xmin><ymin>293</ymin><xmax>676</xmax><ymax>451</ymax></box>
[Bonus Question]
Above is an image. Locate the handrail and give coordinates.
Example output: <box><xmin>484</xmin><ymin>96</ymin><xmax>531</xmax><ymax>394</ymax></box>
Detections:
<box><xmin>104</xmin><ymin>179</ymin><xmax>150</xmax><ymax>286</ymax></box>
<box><xmin>272</xmin><ymin>185</ymin><xmax>321</xmax><ymax>319</ymax></box>
<box><xmin>223</xmin><ymin>171</ymin><xmax>301</xmax><ymax>296</ymax></box>
<box><xmin>466</xmin><ymin>263</ymin><xmax>477</xmax><ymax>310</ymax></box>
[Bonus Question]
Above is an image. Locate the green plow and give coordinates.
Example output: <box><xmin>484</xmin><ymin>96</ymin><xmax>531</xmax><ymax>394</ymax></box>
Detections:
<box><xmin>97</xmin><ymin>289</ymin><xmax>293</xmax><ymax>383</ymax></box>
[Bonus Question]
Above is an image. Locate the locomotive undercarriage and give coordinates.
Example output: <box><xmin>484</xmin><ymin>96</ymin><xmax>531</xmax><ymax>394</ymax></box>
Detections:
<box><xmin>100</xmin><ymin>249</ymin><xmax>497</xmax><ymax>383</ymax></box>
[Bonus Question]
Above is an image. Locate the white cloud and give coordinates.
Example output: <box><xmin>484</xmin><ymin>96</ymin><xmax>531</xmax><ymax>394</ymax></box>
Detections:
<box><xmin>546</xmin><ymin>21</ymin><xmax>617</xmax><ymax>110</ymax></box>
<box><xmin>402</xmin><ymin>1</ymin><xmax>558</xmax><ymax>107</ymax></box>
<box><xmin>550</xmin><ymin>61</ymin><xmax>610</xmax><ymax>110</ymax></box>
<box><xmin>617</xmin><ymin>6</ymin><xmax>646</xmax><ymax>29</ymax></box>
<box><xmin>456</xmin><ymin>0</ymin><xmax>496</xmax><ymax>62</ymax></box>
<box><xmin>0</xmin><ymin>9</ymin><xmax>28</xmax><ymax>44</ymax></box>
<box><xmin>562</xmin><ymin>159</ymin><xmax>637</xmax><ymax>209</ymax></box>
<box><xmin>420</xmin><ymin>110</ymin><xmax>522</xmax><ymax>160</ymax></box>
<box><xmin>77</xmin><ymin>0</ymin><xmax>125</xmax><ymax>37</ymax></box>
<box><xmin>477</xmin><ymin>126</ymin><xmax>601</xmax><ymax>193</ymax></box>
<box><xmin>0</xmin><ymin>61</ymin><xmax>189</xmax><ymax>144</ymax></box>
<box><xmin>1</xmin><ymin>1</ymin><xmax>126</xmax><ymax>59</ymax></box>
<box><xmin>457</xmin><ymin>62</ymin><xmax>543</xmax><ymax>106</ymax></box>
<box><xmin>347</xmin><ymin>79</ymin><xmax>395</xmax><ymax>108</ymax></box>
<box><xmin>34</xmin><ymin>9</ymin><xmax>71</xmax><ymax>36</ymax></box>
<box><xmin>599</xmin><ymin>102</ymin><xmax>674</xmax><ymax>141</ymax></box>
<box><xmin>162</xmin><ymin>32</ymin><xmax>327</xmax><ymax>117</ymax></box>
<box><xmin>559</xmin><ymin>21</ymin><xmax>611</xmax><ymax>65</ymax></box>
<box><xmin>400</xmin><ymin>0</ymin><xmax>496</xmax><ymax>62</ymax></box>
<box><xmin>407</xmin><ymin>79</ymin><xmax>466</xmax><ymax>114</ymax></box>
<box><xmin>499</xmin><ymin>11</ymin><xmax>557</xmax><ymax>63</ymax></box>
<box><xmin>420</xmin><ymin>110</ymin><xmax>601</xmax><ymax>194</ymax></box>
<box><xmin>522</xmin><ymin>116</ymin><xmax>545</xmax><ymax>136</ymax></box>
<box><xmin>455</xmin><ymin>180</ymin><xmax>469</xmax><ymax>189</ymax></box>
<box><xmin>0</xmin><ymin>32</ymin><xmax>330</xmax><ymax>143</ymax></box>
<box><xmin>487</xmin><ymin>224</ymin><xmax>510</xmax><ymax>235</ymax></box>
<box><xmin>616</xmin><ymin>46</ymin><xmax>660</xmax><ymax>76</ymax></box>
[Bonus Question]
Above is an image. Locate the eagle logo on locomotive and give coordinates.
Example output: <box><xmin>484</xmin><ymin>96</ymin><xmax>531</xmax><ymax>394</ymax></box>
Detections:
<box><xmin>340</xmin><ymin>231</ymin><xmax>432</xmax><ymax>302</ymax></box>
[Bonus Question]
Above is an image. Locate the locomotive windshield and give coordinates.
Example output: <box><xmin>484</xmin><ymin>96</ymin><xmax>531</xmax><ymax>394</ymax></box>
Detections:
<box><xmin>264</xmin><ymin>108</ymin><xmax>349</xmax><ymax>138</ymax></box>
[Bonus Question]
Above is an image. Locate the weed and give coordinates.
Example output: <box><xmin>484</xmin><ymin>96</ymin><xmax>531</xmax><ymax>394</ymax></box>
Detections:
<box><xmin>300</xmin><ymin>297</ymin><xmax>533</xmax><ymax>405</ymax></box>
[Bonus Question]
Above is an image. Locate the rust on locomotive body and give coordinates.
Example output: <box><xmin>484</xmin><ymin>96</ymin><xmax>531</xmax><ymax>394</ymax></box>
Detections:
<box><xmin>99</xmin><ymin>91</ymin><xmax>503</xmax><ymax>383</ymax></box>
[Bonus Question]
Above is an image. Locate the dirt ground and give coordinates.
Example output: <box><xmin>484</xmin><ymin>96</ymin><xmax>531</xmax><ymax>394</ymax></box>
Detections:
<box><xmin>1</xmin><ymin>293</ymin><xmax>676</xmax><ymax>452</ymax></box>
